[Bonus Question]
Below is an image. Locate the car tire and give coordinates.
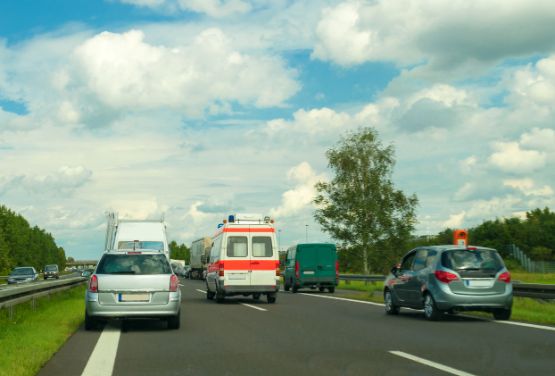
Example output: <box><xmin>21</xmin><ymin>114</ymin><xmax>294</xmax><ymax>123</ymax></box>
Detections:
<box><xmin>328</xmin><ymin>287</ymin><xmax>335</xmax><ymax>293</ymax></box>
<box><xmin>493</xmin><ymin>308</ymin><xmax>511</xmax><ymax>320</ymax></box>
<box><xmin>423</xmin><ymin>293</ymin><xmax>442</xmax><ymax>321</ymax></box>
<box><xmin>167</xmin><ymin>311</ymin><xmax>180</xmax><ymax>330</ymax></box>
<box><xmin>84</xmin><ymin>311</ymin><xmax>97</xmax><ymax>331</ymax></box>
<box><xmin>292</xmin><ymin>282</ymin><xmax>298</xmax><ymax>293</ymax></box>
<box><xmin>319</xmin><ymin>287</ymin><xmax>325</xmax><ymax>292</ymax></box>
<box><xmin>284</xmin><ymin>281</ymin><xmax>290</xmax><ymax>291</ymax></box>
<box><xmin>253</xmin><ymin>293</ymin><xmax>261</xmax><ymax>300</ymax></box>
<box><xmin>267</xmin><ymin>293</ymin><xmax>276</xmax><ymax>304</ymax></box>
<box><xmin>384</xmin><ymin>290</ymin><xmax>400</xmax><ymax>315</ymax></box>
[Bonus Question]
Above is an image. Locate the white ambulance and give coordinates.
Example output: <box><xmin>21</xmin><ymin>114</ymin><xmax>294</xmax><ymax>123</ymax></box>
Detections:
<box><xmin>205</xmin><ymin>214</ymin><xmax>280</xmax><ymax>304</ymax></box>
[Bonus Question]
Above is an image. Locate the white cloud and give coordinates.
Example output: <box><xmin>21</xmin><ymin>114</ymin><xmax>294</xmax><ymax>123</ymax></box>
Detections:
<box><xmin>519</xmin><ymin>127</ymin><xmax>555</xmax><ymax>152</ymax></box>
<box><xmin>0</xmin><ymin>166</ymin><xmax>92</xmax><ymax>196</ymax></box>
<box><xmin>443</xmin><ymin>211</ymin><xmax>466</xmax><ymax>229</ymax></box>
<box><xmin>488</xmin><ymin>142</ymin><xmax>546</xmax><ymax>174</ymax></box>
<box><xmin>119</xmin><ymin>0</ymin><xmax>252</xmax><ymax>17</ymax></box>
<box><xmin>503</xmin><ymin>179</ymin><xmax>554</xmax><ymax>197</ymax></box>
<box><xmin>313</xmin><ymin>0</ymin><xmax>555</xmax><ymax>68</ymax></box>
<box><xmin>270</xmin><ymin>162</ymin><xmax>325</xmax><ymax>218</ymax></box>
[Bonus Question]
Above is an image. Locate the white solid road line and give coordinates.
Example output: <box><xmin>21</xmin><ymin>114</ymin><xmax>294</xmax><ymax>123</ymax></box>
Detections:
<box><xmin>301</xmin><ymin>292</ymin><xmax>555</xmax><ymax>332</ymax></box>
<box><xmin>81</xmin><ymin>325</ymin><xmax>121</xmax><ymax>376</ymax></box>
<box><xmin>179</xmin><ymin>284</ymin><xmax>185</xmax><ymax>287</ymax></box>
<box><xmin>299</xmin><ymin>292</ymin><xmax>384</xmax><ymax>307</ymax></box>
<box><xmin>389</xmin><ymin>351</ymin><xmax>477</xmax><ymax>376</ymax></box>
<box><xmin>196</xmin><ymin>289</ymin><xmax>207</xmax><ymax>294</ymax></box>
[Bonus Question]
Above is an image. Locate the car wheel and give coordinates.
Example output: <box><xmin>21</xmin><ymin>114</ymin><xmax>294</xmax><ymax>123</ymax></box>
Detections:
<box><xmin>328</xmin><ymin>287</ymin><xmax>335</xmax><ymax>293</ymax></box>
<box><xmin>423</xmin><ymin>293</ymin><xmax>442</xmax><ymax>321</ymax></box>
<box><xmin>284</xmin><ymin>281</ymin><xmax>290</xmax><ymax>292</ymax></box>
<box><xmin>253</xmin><ymin>293</ymin><xmax>261</xmax><ymax>300</ymax></box>
<box><xmin>267</xmin><ymin>293</ymin><xmax>276</xmax><ymax>304</ymax></box>
<box><xmin>493</xmin><ymin>308</ymin><xmax>511</xmax><ymax>320</ymax></box>
<box><xmin>84</xmin><ymin>311</ymin><xmax>97</xmax><ymax>331</ymax></box>
<box><xmin>206</xmin><ymin>284</ymin><xmax>215</xmax><ymax>300</ymax></box>
<box><xmin>319</xmin><ymin>287</ymin><xmax>325</xmax><ymax>292</ymax></box>
<box><xmin>292</xmin><ymin>282</ymin><xmax>298</xmax><ymax>293</ymax></box>
<box><xmin>384</xmin><ymin>290</ymin><xmax>400</xmax><ymax>315</ymax></box>
<box><xmin>167</xmin><ymin>311</ymin><xmax>180</xmax><ymax>330</ymax></box>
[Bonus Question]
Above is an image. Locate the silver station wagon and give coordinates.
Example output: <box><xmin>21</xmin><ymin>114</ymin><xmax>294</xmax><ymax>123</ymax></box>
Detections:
<box><xmin>384</xmin><ymin>245</ymin><xmax>513</xmax><ymax>321</ymax></box>
<box><xmin>85</xmin><ymin>251</ymin><xmax>181</xmax><ymax>330</ymax></box>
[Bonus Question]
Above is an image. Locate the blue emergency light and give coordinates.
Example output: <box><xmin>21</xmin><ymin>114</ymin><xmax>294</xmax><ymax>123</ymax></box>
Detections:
<box><xmin>228</xmin><ymin>214</ymin><xmax>235</xmax><ymax>223</ymax></box>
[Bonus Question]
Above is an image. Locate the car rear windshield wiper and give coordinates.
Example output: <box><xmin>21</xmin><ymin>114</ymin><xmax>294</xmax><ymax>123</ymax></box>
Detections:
<box><xmin>457</xmin><ymin>267</ymin><xmax>481</xmax><ymax>271</ymax></box>
<box><xmin>109</xmin><ymin>271</ymin><xmax>136</xmax><ymax>274</ymax></box>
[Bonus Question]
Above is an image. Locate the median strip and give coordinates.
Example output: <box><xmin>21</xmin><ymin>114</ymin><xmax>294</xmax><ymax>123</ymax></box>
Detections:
<box><xmin>389</xmin><ymin>350</ymin><xmax>476</xmax><ymax>376</ymax></box>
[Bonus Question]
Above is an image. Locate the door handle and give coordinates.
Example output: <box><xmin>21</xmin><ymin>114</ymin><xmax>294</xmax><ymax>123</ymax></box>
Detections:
<box><xmin>251</xmin><ymin>261</ymin><xmax>260</xmax><ymax>265</ymax></box>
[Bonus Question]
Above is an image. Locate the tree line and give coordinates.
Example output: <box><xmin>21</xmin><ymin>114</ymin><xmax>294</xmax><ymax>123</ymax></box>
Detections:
<box><xmin>0</xmin><ymin>205</ymin><xmax>66</xmax><ymax>275</ymax></box>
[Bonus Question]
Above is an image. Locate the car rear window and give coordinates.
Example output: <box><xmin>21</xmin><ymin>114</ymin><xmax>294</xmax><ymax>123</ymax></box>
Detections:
<box><xmin>252</xmin><ymin>237</ymin><xmax>273</xmax><ymax>257</ymax></box>
<box><xmin>45</xmin><ymin>265</ymin><xmax>58</xmax><ymax>271</ymax></box>
<box><xmin>96</xmin><ymin>254</ymin><xmax>172</xmax><ymax>275</ymax></box>
<box><xmin>227</xmin><ymin>236</ymin><xmax>248</xmax><ymax>257</ymax></box>
<box><xmin>441</xmin><ymin>249</ymin><xmax>504</xmax><ymax>272</ymax></box>
<box><xmin>118</xmin><ymin>241</ymin><xmax>164</xmax><ymax>251</ymax></box>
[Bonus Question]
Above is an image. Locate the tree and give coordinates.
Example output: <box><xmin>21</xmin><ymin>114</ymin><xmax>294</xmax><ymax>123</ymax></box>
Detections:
<box><xmin>314</xmin><ymin>127</ymin><xmax>418</xmax><ymax>274</ymax></box>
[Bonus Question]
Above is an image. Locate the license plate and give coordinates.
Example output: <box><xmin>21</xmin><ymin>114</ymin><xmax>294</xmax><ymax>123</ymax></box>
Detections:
<box><xmin>303</xmin><ymin>271</ymin><xmax>315</xmax><ymax>275</ymax></box>
<box><xmin>118</xmin><ymin>293</ymin><xmax>150</xmax><ymax>302</ymax></box>
<box><xmin>228</xmin><ymin>273</ymin><xmax>247</xmax><ymax>280</ymax></box>
<box><xmin>464</xmin><ymin>279</ymin><xmax>494</xmax><ymax>288</ymax></box>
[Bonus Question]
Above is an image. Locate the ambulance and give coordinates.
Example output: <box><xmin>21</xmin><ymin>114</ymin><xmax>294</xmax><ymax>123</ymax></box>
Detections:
<box><xmin>205</xmin><ymin>214</ymin><xmax>280</xmax><ymax>304</ymax></box>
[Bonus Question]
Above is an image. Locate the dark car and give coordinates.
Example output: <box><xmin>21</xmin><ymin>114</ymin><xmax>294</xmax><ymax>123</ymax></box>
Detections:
<box><xmin>44</xmin><ymin>264</ymin><xmax>60</xmax><ymax>280</ymax></box>
<box><xmin>7</xmin><ymin>267</ymin><xmax>39</xmax><ymax>284</ymax></box>
<box><xmin>384</xmin><ymin>245</ymin><xmax>513</xmax><ymax>321</ymax></box>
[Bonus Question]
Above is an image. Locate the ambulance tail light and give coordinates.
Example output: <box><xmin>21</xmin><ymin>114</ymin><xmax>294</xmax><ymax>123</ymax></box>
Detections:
<box><xmin>275</xmin><ymin>260</ymin><xmax>281</xmax><ymax>276</ymax></box>
<box><xmin>295</xmin><ymin>261</ymin><xmax>299</xmax><ymax>279</ymax></box>
<box><xmin>169</xmin><ymin>274</ymin><xmax>179</xmax><ymax>292</ymax></box>
<box><xmin>218</xmin><ymin>261</ymin><xmax>225</xmax><ymax>277</ymax></box>
<box><xmin>89</xmin><ymin>274</ymin><xmax>98</xmax><ymax>293</ymax></box>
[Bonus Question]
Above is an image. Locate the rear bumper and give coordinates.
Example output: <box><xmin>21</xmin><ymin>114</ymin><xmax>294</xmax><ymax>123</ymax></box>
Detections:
<box><xmin>296</xmin><ymin>279</ymin><xmax>338</xmax><ymax>287</ymax></box>
<box><xmin>221</xmin><ymin>285</ymin><xmax>279</xmax><ymax>294</ymax></box>
<box><xmin>85</xmin><ymin>292</ymin><xmax>181</xmax><ymax>318</ymax></box>
<box><xmin>432</xmin><ymin>284</ymin><xmax>513</xmax><ymax>311</ymax></box>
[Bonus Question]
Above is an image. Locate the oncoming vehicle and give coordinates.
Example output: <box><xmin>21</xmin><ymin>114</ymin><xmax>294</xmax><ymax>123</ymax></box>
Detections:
<box><xmin>384</xmin><ymin>245</ymin><xmax>513</xmax><ymax>321</ymax></box>
<box><xmin>283</xmin><ymin>243</ymin><xmax>338</xmax><ymax>293</ymax></box>
<box><xmin>205</xmin><ymin>214</ymin><xmax>280</xmax><ymax>304</ymax></box>
<box><xmin>43</xmin><ymin>264</ymin><xmax>59</xmax><ymax>280</ymax></box>
<box><xmin>7</xmin><ymin>267</ymin><xmax>39</xmax><ymax>284</ymax></box>
<box><xmin>85</xmin><ymin>251</ymin><xmax>181</xmax><ymax>330</ymax></box>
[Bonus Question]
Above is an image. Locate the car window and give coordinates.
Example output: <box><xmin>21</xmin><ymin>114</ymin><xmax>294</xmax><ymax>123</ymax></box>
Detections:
<box><xmin>227</xmin><ymin>236</ymin><xmax>248</xmax><ymax>257</ymax></box>
<box><xmin>441</xmin><ymin>249</ymin><xmax>503</xmax><ymax>271</ymax></box>
<box><xmin>400</xmin><ymin>252</ymin><xmax>416</xmax><ymax>271</ymax></box>
<box><xmin>118</xmin><ymin>241</ymin><xmax>164</xmax><ymax>251</ymax></box>
<box><xmin>425</xmin><ymin>250</ymin><xmax>437</xmax><ymax>268</ymax></box>
<box><xmin>210</xmin><ymin>236</ymin><xmax>221</xmax><ymax>263</ymax></box>
<box><xmin>12</xmin><ymin>268</ymin><xmax>34</xmax><ymax>275</ymax></box>
<box><xmin>96</xmin><ymin>254</ymin><xmax>172</xmax><ymax>275</ymax></box>
<box><xmin>412</xmin><ymin>250</ymin><xmax>428</xmax><ymax>272</ymax></box>
<box><xmin>45</xmin><ymin>265</ymin><xmax>58</xmax><ymax>271</ymax></box>
<box><xmin>252</xmin><ymin>237</ymin><xmax>273</xmax><ymax>257</ymax></box>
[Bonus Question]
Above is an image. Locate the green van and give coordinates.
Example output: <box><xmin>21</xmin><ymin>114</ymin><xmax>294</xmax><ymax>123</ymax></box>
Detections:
<box><xmin>283</xmin><ymin>243</ymin><xmax>338</xmax><ymax>293</ymax></box>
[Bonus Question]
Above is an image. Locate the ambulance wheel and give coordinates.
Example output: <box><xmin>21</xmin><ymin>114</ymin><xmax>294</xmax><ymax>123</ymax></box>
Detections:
<box><xmin>253</xmin><ymin>293</ymin><xmax>261</xmax><ymax>300</ymax></box>
<box><xmin>216</xmin><ymin>291</ymin><xmax>225</xmax><ymax>303</ymax></box>
<box><xmin>267</xmin><ymin>293</ymin><xmax>276</xmax><ymax>304</ymax></box>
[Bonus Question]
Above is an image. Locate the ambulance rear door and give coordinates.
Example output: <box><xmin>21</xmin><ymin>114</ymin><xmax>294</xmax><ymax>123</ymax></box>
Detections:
<box><xmin>224</xmin><ymin>230</ymin><xmax>251</xmax><ymax>287</ymax></box>
<box><xmin>249</xmin><ymin>226</ymin><xmax>277</xmax><ymax>288</ymax></box>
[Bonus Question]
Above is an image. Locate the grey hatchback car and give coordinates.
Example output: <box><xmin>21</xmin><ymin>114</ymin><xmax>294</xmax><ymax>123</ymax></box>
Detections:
<box><xmin>384</xmin><ymin>245</ymin><xmax>512</xmax><ymax>321</ymax></box>
<box><xmin>85</xmin><ymin>251</ymin><xmax>181</xmax><ymax>330</ymax></box>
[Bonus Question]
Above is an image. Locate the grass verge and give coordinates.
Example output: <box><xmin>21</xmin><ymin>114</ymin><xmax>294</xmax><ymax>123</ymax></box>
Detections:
<box><xmin>337</xmin><ymin>280</ymin><xmax>555</xmax><ymax>325</ymax></box>
<box><xmin>511</xmin><ymin>272</ymin><xmax>555</xmax><ymax>284</ymax></box>
<box><xmin>0</xmin><ymin>285</ymin><xmax>85</xmax><ymax>376</ymax></box>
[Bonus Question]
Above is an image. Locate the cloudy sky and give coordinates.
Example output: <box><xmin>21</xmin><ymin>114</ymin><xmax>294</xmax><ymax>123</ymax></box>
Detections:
<box><xmin>1</xmin><ymin>0</ymin><xmax>555</xmax><ymax>259</ymax></box>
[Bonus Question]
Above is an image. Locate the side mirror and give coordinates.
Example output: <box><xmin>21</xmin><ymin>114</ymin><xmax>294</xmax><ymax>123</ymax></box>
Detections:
<box><xmin>390</xmin><ymin>264</ymin><xmax>400</xmax><ymax>276</ymax></box>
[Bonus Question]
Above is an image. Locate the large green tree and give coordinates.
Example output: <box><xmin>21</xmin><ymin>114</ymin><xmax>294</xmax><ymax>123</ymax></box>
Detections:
<box><xmin>314</xmin><ymin>128</ymin><xmax>418</xmax><ymax>274</ymax></box>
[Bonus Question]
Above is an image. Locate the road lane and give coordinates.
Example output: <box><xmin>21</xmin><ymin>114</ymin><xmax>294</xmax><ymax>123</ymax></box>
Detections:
<box><xmin>38</xmin><ymin>279</ymin><xmax>555</xmax><ymax>376</ymax></box>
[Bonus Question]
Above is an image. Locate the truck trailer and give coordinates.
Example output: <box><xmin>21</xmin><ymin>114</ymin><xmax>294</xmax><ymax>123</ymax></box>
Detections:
<box><xmin>190</xmin><ymin>237</ymin><xmax>212</xmax><ymax>279</ymax></box>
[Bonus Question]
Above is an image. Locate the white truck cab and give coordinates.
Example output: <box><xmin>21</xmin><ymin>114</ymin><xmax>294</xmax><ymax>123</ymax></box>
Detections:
<box><xmin>205</xmin><ymin>214</ymin><xmax>280</xmax><ymax>304</ymax></box>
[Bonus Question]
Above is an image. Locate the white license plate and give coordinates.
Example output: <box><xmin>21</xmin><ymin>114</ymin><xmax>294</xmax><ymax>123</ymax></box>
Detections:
<box><xmin>118</xmin><ymin>293</ymin><xmax>150</xmax><ymax>302</ymax></box>
<box><xmin>464</xmin><ymin>279</ymin><xmax>494</xmax><ymax>288</ymax></box>
<box><xmin>228</xmin><ymin>273</ymin><xmax>247</xmax><ymax>280</ymax></box>
<box><xmin>303</xmin><ymin>271</ymin><xmax>315</xmax><ymax>275</ymax></box>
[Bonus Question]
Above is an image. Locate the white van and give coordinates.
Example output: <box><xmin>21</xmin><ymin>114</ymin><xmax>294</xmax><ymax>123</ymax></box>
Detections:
<box><xmin>104</xmin><ymin>213</ymin><xmax>169</xmax><ymax>256</ymax></box>
<box><xmin>205</xmin><ymin>214</ymin><xmax>280</xmax><ymax>304</ymax></box>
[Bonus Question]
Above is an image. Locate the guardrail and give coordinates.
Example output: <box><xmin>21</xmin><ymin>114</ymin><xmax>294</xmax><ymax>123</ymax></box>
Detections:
<box><xmin>338</xmin><ymin>274</ymin><xmax>555</xmax><ymax>300</ymax></box>
<box><xmin>0</xmin><ymin>277</ymin><xmax>87</xmax><ymax>312</ymax></box>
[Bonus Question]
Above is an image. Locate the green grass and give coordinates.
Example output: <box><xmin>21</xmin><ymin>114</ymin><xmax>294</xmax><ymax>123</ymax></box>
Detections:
<box><xmin>337</xmin><ymin>280</ymin><xmax>555</xmax><ymax>325</ymax></box>
<box><xmin>511</xmin><ymin>272</ymin><xmax>555</xmax><ymax>284</ymax></box>
<box><xmin>0</xmin><ymin>285</ymin><xmax>86</xmax><ymax>376</ymax></box>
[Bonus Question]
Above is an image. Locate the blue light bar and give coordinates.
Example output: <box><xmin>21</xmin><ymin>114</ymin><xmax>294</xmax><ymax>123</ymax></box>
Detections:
<box><xmin>228</xmin><ymin>214</ymin><xmax>235</xmax><ymax>223</ymax></box>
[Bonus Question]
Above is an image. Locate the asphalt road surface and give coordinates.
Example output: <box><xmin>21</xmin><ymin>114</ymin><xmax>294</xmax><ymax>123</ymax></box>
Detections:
<box><xmin>38</xmin><ymin>279</ymin><xmax>555</xmax><ymax>376</ymax></box>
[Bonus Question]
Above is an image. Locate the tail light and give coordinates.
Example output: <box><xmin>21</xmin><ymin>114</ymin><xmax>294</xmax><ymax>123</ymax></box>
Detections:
<box><xmin>218</xmin><ymin>261</ymin><xmax>225</xmax><ymax>277</ymax></box>
<box><xmin>434</xmin><ymin>270</ymin><xmax>459</xmax><ymax>284</ymax></box>
<box><xmin>295</xmin><ymin>261</ymin><xmax>299</xmax><ymax>279</ymax></box>
<box><xmin>89</xmin><ymin>274</ymin><xmax>98</xmax><ymax>293</ymax></box>
<box><xmin>275</xmin><ymin>260</ymin><xmax>281</xmax><ymax>276</ymax></box>
<box><xmin>170</xmin><ymin>274</ymin><xmax>179</xmax><ymax>292</ymax></box>
<box><xmin>335</xmin><ymin>260</ymin><xmax>339</xmax><ymax>280</ymax></box>
<box><xmin>498</xmin><ymin>271</ymin><xmax>511</xmax><ymax>283</ymax></box>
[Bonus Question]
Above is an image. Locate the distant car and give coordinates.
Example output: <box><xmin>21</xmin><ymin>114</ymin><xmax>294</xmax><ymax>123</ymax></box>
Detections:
<box><xmin>183</xmin><ymin>265</ymin><xmax>192</xmax><ymax>278</ymax></box>
<box><xmin>85</xmin><ymin>251</ymin><xmax>181</xmax><ymax>330</ymax></box>
<box><xmin>283</xmin><ymin>243</ymin><xmax>339</xmax><ymax>293</ymax></box>
<box><xmin>43</xmin><ymin>264</ymin><xmax>59</xmax><ymax>280</ymax></box>
<box><xmin>384</xmin><ymin>245</ymin><xmax>513</xmax><ymax>321</ymax></box>
<box><xmin>81</xmin><ymin>269</ymin><xmax>94</xmax><ymax>278</ymax></box>
<box><xmin>171</xmin><ymin>263</ymin><xmax>186</xmax><ymax>277</ymax></box>
<box><xmin>7</xmin><ymin>267</ymin><xmax>39</xmax><ymax>284</ymax></box>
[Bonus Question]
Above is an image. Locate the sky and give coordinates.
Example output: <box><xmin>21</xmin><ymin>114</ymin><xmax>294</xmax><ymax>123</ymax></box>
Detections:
<box><xmin>1</xmin><ymin>0</ymin><xmax>555</xmax><ymax>260</ymax></box>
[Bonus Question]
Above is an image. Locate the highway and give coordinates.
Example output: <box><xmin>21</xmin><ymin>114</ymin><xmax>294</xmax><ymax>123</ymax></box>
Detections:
<box><xmin>38</xmin><ymin>279</ymin><xmax>555</xmax><ymax>376</ymax></box>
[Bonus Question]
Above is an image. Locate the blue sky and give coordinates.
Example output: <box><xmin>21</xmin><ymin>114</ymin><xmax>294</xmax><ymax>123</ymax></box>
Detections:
<box><xmin>1</xmin><ymin>0</ymin><xmax>555</xmax><ymax>259</ymax></box>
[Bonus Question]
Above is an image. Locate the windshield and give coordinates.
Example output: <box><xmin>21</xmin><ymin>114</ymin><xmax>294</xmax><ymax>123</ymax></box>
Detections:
<box><xmin>11</xmin><ymin>267</ymin><xmax>35</xmax><ymax>275</ymax></box>
<box><xmin>441</xmin><ymin>249</ymin><xmax>504</xmax><ymax>272</ymax></box>
<box><xmin>96</xmin><ymin>254</ymin><xmax>171</xmax><ymax>275</ymax></box>
<box><xmin>117</xmin><ymin>241</ymin><xmax>164</xmax><ymax>251</ymax></box>
<box><xmin>45</xmin><ymin>265</ymin><xmax>58</xmax><ymax>271</ymax></box>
